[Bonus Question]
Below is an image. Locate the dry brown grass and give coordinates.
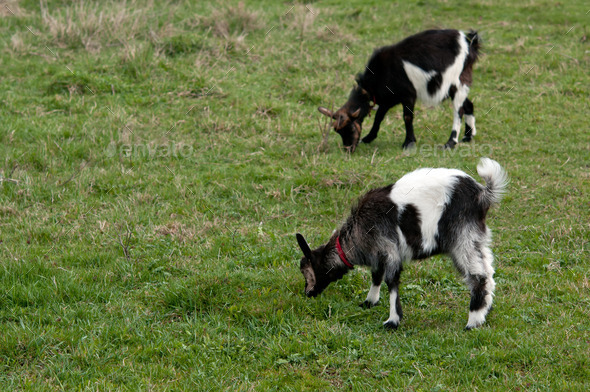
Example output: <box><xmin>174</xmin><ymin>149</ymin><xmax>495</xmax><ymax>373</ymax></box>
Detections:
<box><xmin>34</xmin><ymin>0</ymin><xmax>261</xmax><ymax>65</ymax></box>
<box><xmin>9</xmin><ymin>32</ymin><xmax>27</xmax><ymax>52</ymax></box>
<box><xmin>40</xmin><ymin>0</ymin><xmax>160</xmax><ymax>52</ymax></box>
<box><xmin>283</xmin><ymin>4</ymin><xmax>318</xmax><ymax>38</ymax></box>
<box><xmin>154</xmin><ymin>222</ymin><xmax>196</xmax><ymax>243</ymax></box>
<box><xmin>1</xmin><ymin>0</ymin><xmax>26</xmax><ymax>17</ymax></box>
<box><xmin>316</xmin><ymin>115</ymin><xmax>331</xmax><ymax>153</ymax></box>
<box><xmin>198</xmin><ymin>1</ymin><xmax>261</xmax><ymax>39</ymax></box>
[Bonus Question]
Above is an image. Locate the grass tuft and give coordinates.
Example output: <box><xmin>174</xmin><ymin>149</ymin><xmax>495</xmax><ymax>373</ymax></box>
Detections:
<box><xmin>200</xmin><ymin>1</ymin><xmax>261</xmax><ymax>39</ymax></box>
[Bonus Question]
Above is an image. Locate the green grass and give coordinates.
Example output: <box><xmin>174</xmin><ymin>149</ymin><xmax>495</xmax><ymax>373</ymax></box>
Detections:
<box><xmin>1</xmin><ymin>0</ymin><xmax>588</xmax><ymax>390</ymax></box>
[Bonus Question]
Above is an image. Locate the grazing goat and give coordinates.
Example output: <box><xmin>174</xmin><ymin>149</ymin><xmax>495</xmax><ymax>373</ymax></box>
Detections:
<box><xmin>318</xmin><ymin>29</ymin><xmax>480</xmax><ymax>152</ymax></box>
<box><xmin>296</xmin><ymin>158</ymin><xmax>507</xmax><ymax>330</ymax></box>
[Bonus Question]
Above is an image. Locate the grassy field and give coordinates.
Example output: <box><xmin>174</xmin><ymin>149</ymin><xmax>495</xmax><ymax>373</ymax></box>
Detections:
<box><xmin>1</xmin><ymin>0</ymin><xmax>588</xmax><ymax>390</ymax></box>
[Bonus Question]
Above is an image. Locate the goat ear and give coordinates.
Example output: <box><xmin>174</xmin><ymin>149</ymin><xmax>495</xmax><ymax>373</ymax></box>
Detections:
<box><xmin>318</xmin><ymin>107</ymin><xmax>333</xmax><ymax>118</ymax></box>
<box><xmin>296</xmin><ymin>233</ymin><xmax>313</xmax><ymax>260</ymax></box>
<box><xmin>349</xmin><ymin>122</ymin><xmax>361</xmax><ymax>153</ymax></box>
<box><xmin>350</xmin><ymin>108</ymin><xmax>361</xmax><ymax>118</ymax></box>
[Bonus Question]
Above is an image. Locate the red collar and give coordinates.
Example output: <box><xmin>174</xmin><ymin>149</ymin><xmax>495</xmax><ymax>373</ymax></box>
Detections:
<box><xmin>335</xmin><ymin>236</ymin><xmax>354</xmax><ymax>269</ymax></box>
<box><xmin>367</xmin><ymin>96</ymin><xmax>377</xmax><ymax>118</ymax></box>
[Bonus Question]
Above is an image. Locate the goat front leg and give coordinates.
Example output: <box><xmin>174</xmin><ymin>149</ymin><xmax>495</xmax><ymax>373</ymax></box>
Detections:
<box><xmin>362</xmin><ymin>105</ymin><xmax>389</xmax><ymax>144</ymax></box>
<box><xmin>444</xmin><ymin>109</ymin><xmax>462</xmax><ymax>149</ymax></box>
<box><xmin>383</xmin><ymin>264</ymin><xmax>403</xmax><ymax>329</ymax></box>
<box><xmin>401</xmin><ymin>102</ymin><xmax>417</xmax><ymax>149</ymax></box>
<box><xmin>445</xmin><ymin>87</ymin><xmax>468</xmax><ymax>149</ymax></box>
<box><xmin>361</xmin><ymin>262</ymin><xmax>384</xmax><ymax>308</ymax></box>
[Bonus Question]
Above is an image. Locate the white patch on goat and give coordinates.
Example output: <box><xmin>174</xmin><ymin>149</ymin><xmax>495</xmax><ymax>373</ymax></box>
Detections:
<box><xmin>396</xmin><ymin>227</ymin><xmax>413</xmax><ymax>261</ymax></box>
<box><xmin>477</xmin><ymin>158</ymin><xmax>509</xmax><ymax>205</ymax></box>
<box><xmin>479</xmin><ymin>238</ymin><xmax>496</xmax><ymax>306</ymax></box>
<box><xmin>480</xmin><ymin>238</ymin><xmax>496</xmax><ymax>283</ymax></box>
<box><xmin>365</xmin><ymin>284</ymin><xmax>381</xmax><ymax>305</ymax></box>
<box><xmin>466</xmin><ymin>307</ymin><xmax>488</xmax><ymax>329</ymax></box>
<box><xmin>452</xmin><ymin>226</ymin><xmax>489</xmax><ymax>276</ymax></box>
<box><xmin>401</xmin><ymin>62</ymin><xmax>437</xmax><ymax>106</ymax></box>
<box><xmin>465</xmin><ymin>114</ymin><xmax>476</xmax><ymax>136</ymax></box>
<box><xmin>451</xmin><ymin>112</ymin><xmax>462</xmax><ymax>142</ymax></box>
<box><xmin>402</xmin><ymin>31</ymin><xmax>470</xmax><ymax>108</ymax></box>
<box><xmin>390</xmin><ymin>168</ymin><xmax>468</xmax><ymax>253</ymax></box>
<box><xmin>385</xmin><ymin>289</ymin><xmax>400</xmax><ymax>326</ymax></box>
<box><xmin>451</xmin><ymin>86</ymin><xmax>469</xmax><ymax>141</ymax></box>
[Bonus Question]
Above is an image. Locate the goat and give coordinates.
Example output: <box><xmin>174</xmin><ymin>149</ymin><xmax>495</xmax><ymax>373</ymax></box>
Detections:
<box><xmin>318</xmin><ymin>29</ymin><xmax>480</xmax><ymax>152</ymax></box>
<box><xmin>296</xmin><ymin>158</ymin><xmax>507</xmax><ymax>330</ymax></box>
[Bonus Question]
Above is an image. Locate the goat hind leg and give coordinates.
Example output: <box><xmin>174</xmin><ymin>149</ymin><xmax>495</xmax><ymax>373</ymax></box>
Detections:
<box><xmin>465</xmin><ymin>247</ymin><xmax>496</xmax><ymax>330</ymax></box>
<box><xmin>462</xmin><ymin>98</ymin><xmax>476</xmax><ymax>142</ymax></box>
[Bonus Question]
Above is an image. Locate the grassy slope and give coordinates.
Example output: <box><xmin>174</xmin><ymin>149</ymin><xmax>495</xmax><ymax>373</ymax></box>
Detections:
<box><xmin>0</xmin><ymin>0</ymin><xmax>588</xmax><ymax>390</ymax></box>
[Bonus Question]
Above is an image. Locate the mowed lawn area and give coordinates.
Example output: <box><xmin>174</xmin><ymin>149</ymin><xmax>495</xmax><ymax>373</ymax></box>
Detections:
<box><xmin>1</xmin><ymin>0</ymin><xmax>588</xmax><ymax>390</ymax></box>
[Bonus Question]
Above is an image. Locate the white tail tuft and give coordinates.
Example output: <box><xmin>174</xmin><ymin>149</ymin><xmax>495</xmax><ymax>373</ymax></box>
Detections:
<box><xmin>477</xmin><ymin>158</ymin><xmax>508</xmax><ymax>206</ymax></box>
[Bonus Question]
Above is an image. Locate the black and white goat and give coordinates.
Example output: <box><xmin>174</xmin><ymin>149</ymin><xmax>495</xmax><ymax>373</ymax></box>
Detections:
<box><xmin>318</xmin><ymin>29</ymin><xmax>480</xmax><ymax>152</ymax></box>
<box><xmin>296</xmin><ymin>158</ymin><xmax>507</xmax><ymax>329</ymax></box>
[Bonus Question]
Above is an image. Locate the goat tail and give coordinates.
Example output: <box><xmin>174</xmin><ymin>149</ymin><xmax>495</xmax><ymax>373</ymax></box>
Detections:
<box><xmin>477</xmin><ymin>158</ymin><xmax>508</xmax><ymax>207</ymax></box>
<box><xmin>465</xmin><ymin>30</ymin><xmax>480</xmax><ymax>65</ymax></box>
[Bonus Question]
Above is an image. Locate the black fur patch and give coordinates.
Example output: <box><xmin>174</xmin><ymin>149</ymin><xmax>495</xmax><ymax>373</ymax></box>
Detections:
<box><xmin>462</xmin><ymin>98</ymin><xmax>474</xmax><ymax>115</ymax></box>
<box><xmin>437</xmin><ymin>176</ymin><xmax>487</xmax><ymax>253</ymax></box>
<box><xmin>395</xmin><ymin>29</ymin><xmax>461</xmax><ymax>72</ymax></box>
<box><xmin>384</xmin><ymin>320</ymin><xmax>399</xmax><ymax>329</ymax></box>
<box><xmin>463</xmin><ymin>124</ymin><xmax>473</xmax><ymax>142</ymax></box>
<box><xmin>444</xmin><ymin>131</ymin><xmax>458</xmax><ymax>149</ymax></box>
<box><xmin>372</xmin><ymin>262</ymin><xmax>385</xmax><ymax>286</ymax></box>
<box><xmin>448</xmin><ymin>85</ymin><xmax>457</xmax><ymax>100</ymax></box>
<box><xmin>469</xmin><ymin>275</ymin><xmax>487</xmax><ymax>311</ymax></box>
<box><xmin>344</xmin><ymin>186</ymin><xmax>397</xmax><ymax>232</ymax></box>
<box><xmin>427</xmin><ymin>73</ymin><xmax>443</xmax><ymax>95</ymax></box>
<box><xmin>339</xmin><ymin>185</ymin><xmax>399</xmax><ymax>265</ymax></box>
<box><xmin>399</xmin><ymin>204</ymin><xmax>424</xmax><ymax>257</ymax></box>
<box><xmin>461</xmin><ymin>98</ymin><xmax>474</xmax><ymax>142</ymax></box>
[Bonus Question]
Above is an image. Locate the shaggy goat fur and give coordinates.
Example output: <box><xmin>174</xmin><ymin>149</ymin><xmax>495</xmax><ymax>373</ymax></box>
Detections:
<box><xmin>296</xmin><ymin>158</ymin><xmax>507</xmax><ymax>329</ymax></box>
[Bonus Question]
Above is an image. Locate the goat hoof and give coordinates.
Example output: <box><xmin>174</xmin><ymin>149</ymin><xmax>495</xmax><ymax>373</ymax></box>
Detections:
<box><xmin>402</xmin><ymin>141</ymin><xmax>416</xmax><ymax>150</ymax></box>
<box><xmin>443</xmin><ymin>141</ymin><xmax>456</xmax><ymax>149</ymax></box>
<box><xmin>461</xmin><ymin>136</ymin><xmax>472</xmax><ymax>143</ymax></box>
<box><xmin>383</xmin><ymin>320</ymin><xmax>399</xmax><ymax>330</ymax></box>
<box><xmin>360</xmin><ymin>300</ymin><xmax>378</xmax><ymax>309</ymax></box>
<box><xmin>362</xmin><ymin>135</ymin><xmax>376</xmax><ymax>144</ymax></box>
